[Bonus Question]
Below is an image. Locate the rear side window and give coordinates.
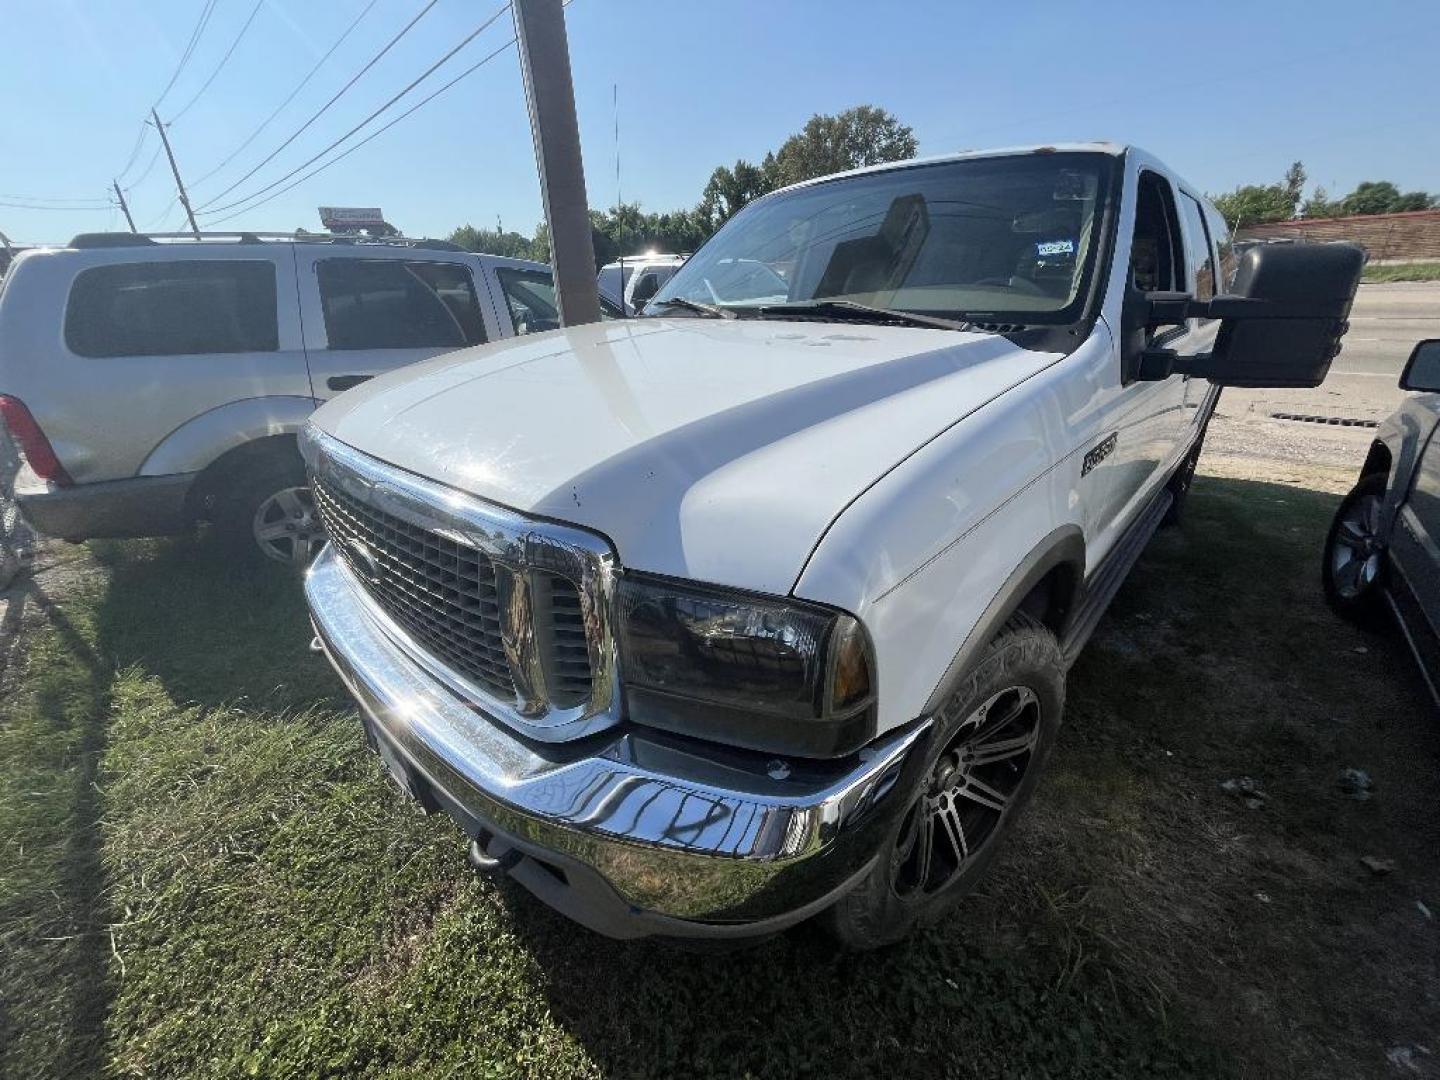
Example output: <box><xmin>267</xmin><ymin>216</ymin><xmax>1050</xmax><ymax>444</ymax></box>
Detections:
<box><xmin>496</xmin><ymin>267</ymin><xmax>562</xmax><ymax>335</ymax></box>
<box><xmin>1206</xmin><ymin>205</ymin><xmax>1237</xmax><ymax>291</ymax></box>
<box><xmin>1178</xmin><ymin>194</ymin><xmax>1216</xmax><ymax>300</ymax></box>
<box><xmin>496</xmin><ymin>267</ymin><xmax>620</xmax><ymax>334</ymax></box>
<box><xmin>65</xmin><ymin>260</ymin><xmax>278</xmax><ymax>357</ymax></box>
<box><xmin>317</xmin><ymin>259</ymin><xmax>486</xmax><ymax>350</ymax></box>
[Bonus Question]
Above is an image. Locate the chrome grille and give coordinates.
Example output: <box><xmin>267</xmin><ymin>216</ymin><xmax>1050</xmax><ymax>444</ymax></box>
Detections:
<box><xmin>312</xmin><ymin>475</ymin><xmax>515</xmax><ymax>698</ymax></box>
<box><xmin>301</xmin><ymin>427</ymin><xmax>621</xmax><ymax>743</ymax></box>
<box><xmin>546</xmin><ymin>576</ymin><xmax>592</xmax><ymax>705</ymax></box>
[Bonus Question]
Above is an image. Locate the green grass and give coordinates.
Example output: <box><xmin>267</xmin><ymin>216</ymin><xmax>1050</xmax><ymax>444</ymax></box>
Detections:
<box><xmin>2</xmin><ymin>480</ymin><xmax>1435</xmax><ymax>1078</ymax></box>
<box><xmin>1361</xmin><ymin>260</ymin><xmax>1440</xmax><ymax>283</ymax></box>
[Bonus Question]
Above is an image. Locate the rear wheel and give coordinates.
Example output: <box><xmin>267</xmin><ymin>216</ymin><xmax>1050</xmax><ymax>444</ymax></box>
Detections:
<box><xmin>1322</xmin><ymin>472</ymin><xmax>1389</xmax><ymax>625</ymax></box>
<box><xmin>214</xmin><ymin>455</ymin><xmax>324</xmax><ymax>566</ymax></box>
<box><xmin>823</xmin><ymin>612</ymin><xmax>1064</xmax><ymax>950</ymax></box>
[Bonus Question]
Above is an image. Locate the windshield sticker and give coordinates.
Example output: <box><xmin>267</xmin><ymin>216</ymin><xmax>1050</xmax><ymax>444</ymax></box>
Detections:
<box><xmin>1036</xmin><ymin>239</ymin><xmax>1076</xmax><ymax>258</ymax></box>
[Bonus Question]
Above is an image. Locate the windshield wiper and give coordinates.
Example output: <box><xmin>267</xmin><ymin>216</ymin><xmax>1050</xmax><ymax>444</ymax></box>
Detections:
<box><xmin>755</xmin><ymin>299</ymin><xmax>977</xmax><ymax>333</ymax></box>
<box><xmin>644</xmin><ymin>296</ymin><xmax>735</xmax><ymax>319</ymax></box>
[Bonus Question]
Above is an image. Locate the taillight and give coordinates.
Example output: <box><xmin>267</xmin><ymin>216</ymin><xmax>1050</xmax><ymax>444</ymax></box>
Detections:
<box><xmin>0</xmin><ymin>394</ymin><xmax>72</xmax><ymax>487</ymax></box>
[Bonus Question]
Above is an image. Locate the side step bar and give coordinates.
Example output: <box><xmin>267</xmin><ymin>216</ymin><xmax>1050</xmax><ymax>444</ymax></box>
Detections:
<box><xmin>1060</xmin><ymin>488</ymin><xmax>1173</xmax><ymax>667</ymax></box>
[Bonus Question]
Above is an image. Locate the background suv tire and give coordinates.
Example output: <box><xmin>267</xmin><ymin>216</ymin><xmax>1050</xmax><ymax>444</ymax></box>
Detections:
<box><xmin>214</xmin><ymin>454</ymin><xmax>323</xmax><ymax>566</ymax></box>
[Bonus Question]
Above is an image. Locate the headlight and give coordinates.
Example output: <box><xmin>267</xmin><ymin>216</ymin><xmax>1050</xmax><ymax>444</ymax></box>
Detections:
<box><xmin>615</xmin><ymin>573</ymin><xmax>877</xmax><ymax>758</ymax></box>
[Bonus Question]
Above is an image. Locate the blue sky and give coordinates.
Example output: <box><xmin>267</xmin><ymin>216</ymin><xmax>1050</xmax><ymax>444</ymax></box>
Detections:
<box><xmin>2</xmin><ymin>0</ymin><xmax>1437</xmax><ymax>244</ymax></box>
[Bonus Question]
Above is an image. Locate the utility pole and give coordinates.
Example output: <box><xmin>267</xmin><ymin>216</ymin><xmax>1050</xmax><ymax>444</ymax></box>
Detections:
<box><xmin>512</xmin><ymin>0</ymin><xmax>600</xmax><ymax>326</ymax></box>
<box><xmin>111</xmin><ymin>180</ymin><xmax>137</xmax><ymax>233</ymax></box>
<box><xmin>150</xmin><ymin>108</ymin><xmax>201</xmax><ymax>238</ymax></box>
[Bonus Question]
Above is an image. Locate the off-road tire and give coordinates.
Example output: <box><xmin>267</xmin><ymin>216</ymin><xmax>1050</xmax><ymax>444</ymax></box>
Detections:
<box><xmin>823</xmin><ymin>611</ymin><xmax>1065</xmax><ymax>950</ymax></box>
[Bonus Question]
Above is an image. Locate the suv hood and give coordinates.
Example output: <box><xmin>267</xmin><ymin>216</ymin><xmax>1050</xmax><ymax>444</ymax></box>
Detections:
<box><xmin>311</xmin><ymin>318</ymin><xmax>1058</xmax><ymax>595</ymax></box>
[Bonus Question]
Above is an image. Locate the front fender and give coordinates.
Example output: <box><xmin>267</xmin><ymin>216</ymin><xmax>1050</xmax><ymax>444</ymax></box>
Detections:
<box><xmin>139</xmin><ymin>396</ymin><xmax>318</xmax><ymax>476</ymax></box>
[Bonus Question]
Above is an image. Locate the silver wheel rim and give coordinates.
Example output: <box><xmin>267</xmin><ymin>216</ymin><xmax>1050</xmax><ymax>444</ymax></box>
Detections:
<box><xmin>252</xmin><ymin>485</ymin><xmax>322</xmax><ymax>565</ymax></box>
<box><xmin>892</xmin><ymin>685</ymin><xmax>1041</xmax><ymax>898</ymax></box>
<box><xmin>1330</xmin><ymin>492</ymin><xmax>1383</xmax><ymax>600</ymax></box>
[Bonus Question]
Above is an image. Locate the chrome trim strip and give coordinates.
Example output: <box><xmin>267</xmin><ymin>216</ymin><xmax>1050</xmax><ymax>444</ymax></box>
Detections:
<box><xmin>305</xmin><ymin>543</ymin><xmax>929</xmax><ymax>921</ymax></box>
<box><xmin>301</xmin><ymin>425</ymin><xmax>621</xmax><ymax>742</ymax></box>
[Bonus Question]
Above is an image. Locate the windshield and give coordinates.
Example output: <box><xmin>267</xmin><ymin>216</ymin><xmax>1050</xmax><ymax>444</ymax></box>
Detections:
<box><xmin>649</xmin><ymin>152</ymin><xmax>1114</xmax><ymax>324</ymax></box>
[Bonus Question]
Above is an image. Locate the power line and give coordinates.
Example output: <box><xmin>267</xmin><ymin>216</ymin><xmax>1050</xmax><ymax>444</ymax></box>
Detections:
<box><xmin>195</xmin><ymin>0</ymin><xmax>442</xmax><ymax>210</ymax></box>
<box><xmin>115</xmin><ymin>122</ymin><xmax>151</xmax><ymax>181</ymax></box>
<box><xmin>192</xmin><ymin>0</ymin><xmax>380</xmax><ymax>187</ymax></box>
<box><xmin>200</xmin><ymin>2</ymin><xmax>511</xmax><ymax>217</ymax></box>
<box><xmin>0</xmin><ymin>200</ymin><xmax>111</xmax><ymax>212</ymax></box>
<box><xmin>169</xmin><ymin>0</ymin><xmax>266</xmax><ymax>122</ymax></box>
<box><xmin>206</xmin><ymin>35</ymin><xmax>519</xmax><ymax>226</ymax></box>
<box><xmin>154</xmin><ymin>0</ymin><xmax>222</xmax><ymax>110</ymax></box>
<box><xmin>0</xmin><ymin>192</ymin><xmax>111</xmax><ymax>205</ymax></box>
<box><xmin>128</xmin><ymin>142</ymin><xmax>167</xmax><ymax>191</ymax></box>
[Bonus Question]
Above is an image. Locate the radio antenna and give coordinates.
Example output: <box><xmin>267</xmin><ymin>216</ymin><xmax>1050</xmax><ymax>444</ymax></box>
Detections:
<box><xmin>613</xmin><ymin>82</ymin><xmax>628</xmax><ymax>316</ymax></box>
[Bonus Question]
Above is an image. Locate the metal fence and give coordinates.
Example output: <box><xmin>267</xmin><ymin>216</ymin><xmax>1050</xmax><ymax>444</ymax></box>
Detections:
<box><xmin>1236</xmin><ymin>209</ymin><xmax>1440</xmax><ymax>263</ymax></box>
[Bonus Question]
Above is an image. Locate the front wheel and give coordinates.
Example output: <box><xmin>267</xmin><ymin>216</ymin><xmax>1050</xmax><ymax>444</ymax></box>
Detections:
<box><xmin>1322</xmin><ymin>472</ymin><xmax>1389</xmax><ymax>625</ymax></box>
<box><xmin>823</xmin><ymin>612</ymin><xmax>1065</xmax><ymax>950</ymax></box>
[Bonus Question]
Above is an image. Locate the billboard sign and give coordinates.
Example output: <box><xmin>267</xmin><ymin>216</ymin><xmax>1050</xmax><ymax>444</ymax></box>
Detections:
<box><xmin>319</xmin><ymin>207</ymin><xmax>387</xmax><ymax>231</ymax></box>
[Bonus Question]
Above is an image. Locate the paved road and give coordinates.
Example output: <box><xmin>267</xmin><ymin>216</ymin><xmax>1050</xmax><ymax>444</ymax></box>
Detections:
<box><xmin>1331</xmin><ymin>282</ymin><xmax>1440</xmax><ymax>378</ymax></box>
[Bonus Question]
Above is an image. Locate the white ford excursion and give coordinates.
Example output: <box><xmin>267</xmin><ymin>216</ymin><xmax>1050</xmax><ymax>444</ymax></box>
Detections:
<box><xmin>302</xmin><ymin>144</ymin><xmax>1362</xmax><ymax>947</ymax></box>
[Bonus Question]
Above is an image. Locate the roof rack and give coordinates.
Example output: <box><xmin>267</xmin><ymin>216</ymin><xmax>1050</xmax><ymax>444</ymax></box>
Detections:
<box><xmin>66</xmin><ymin>231</ymin><xmax>465</xmax><ymax>253</ymax></box>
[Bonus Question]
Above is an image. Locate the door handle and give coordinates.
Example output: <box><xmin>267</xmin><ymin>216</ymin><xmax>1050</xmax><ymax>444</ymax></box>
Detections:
<box><xmin>326</xmin><ymin>375</ymin><xmax>372</xmax><ymax>392</ymax></box>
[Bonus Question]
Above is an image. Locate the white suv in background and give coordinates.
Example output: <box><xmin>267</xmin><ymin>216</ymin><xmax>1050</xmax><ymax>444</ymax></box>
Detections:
<box><xmin>0</xmin><ymin>232</ymin><xmax>617</xmax><ymax>563</ymax></box>
<box><xmin>597</xmin><ymin>252</ymin><xmax>687</xmax><ymax>314</ymax></box>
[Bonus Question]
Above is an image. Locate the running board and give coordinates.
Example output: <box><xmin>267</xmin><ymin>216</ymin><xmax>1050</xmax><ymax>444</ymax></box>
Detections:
<box><xmin>1060</xmin><ymin>488</ymin><xmax>1173</xmax><ymax>667</ymax></box>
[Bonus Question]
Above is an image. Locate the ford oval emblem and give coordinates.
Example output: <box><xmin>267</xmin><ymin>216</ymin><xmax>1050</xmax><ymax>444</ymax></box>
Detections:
<box><xmin>346</xmin><ymin>538</ymin><xmax>383</xmax><ymax>586</ymax></box>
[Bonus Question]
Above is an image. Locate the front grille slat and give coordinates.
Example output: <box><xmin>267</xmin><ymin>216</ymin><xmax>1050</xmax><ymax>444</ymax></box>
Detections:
<box><xmin>313</xmin><ymin>475</ymin><xmax>521</xmax><ymax>699</ymax></box>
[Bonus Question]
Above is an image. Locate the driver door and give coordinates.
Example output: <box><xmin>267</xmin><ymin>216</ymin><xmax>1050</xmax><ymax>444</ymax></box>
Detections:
<box><xmin>1094</xmin><ymin>169</ymin><xmax>1205</xmax><ymax>540</ymax></box>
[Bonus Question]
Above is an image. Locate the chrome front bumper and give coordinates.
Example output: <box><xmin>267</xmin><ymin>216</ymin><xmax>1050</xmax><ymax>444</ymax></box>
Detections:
<box><xmin>305</xmin><ymin>544</ymin><xmax>930</xmax><ymax>938</ymax></box>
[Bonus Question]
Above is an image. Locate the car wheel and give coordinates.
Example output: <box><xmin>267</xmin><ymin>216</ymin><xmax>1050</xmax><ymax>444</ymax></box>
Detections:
<box><xmin>215</xmin><ymin>455</ymin><xmax>325</xmax><ymax>566</ymax></box>
<box><xmin>1322</xmin><ymin>472</ymin><xmax>1389</xmax><ymax>625</ymax></box>
<box><xmin>823</xmin><ymin>611</ymin><xmax>1064</xmax><ymax>950</ymax></box>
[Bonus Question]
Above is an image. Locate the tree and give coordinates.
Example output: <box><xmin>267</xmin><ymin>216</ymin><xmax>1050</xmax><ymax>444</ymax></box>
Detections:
<box><xmin>1300</xmin><ymin>186</ymin><xmax>1343</xmax><ymax>219</ymax></box>
<box><xmin>698</xmin><ymin>160</ymin><xmax>773</xmax><ymax>230</ymax></box>
<box><xmin>766</xmin><ymin>105</ymin><xmax>918</xmax><ymax>189</ymax></box>
<box><xmin>1211</xmin><ymin>161</ymin><xmax>1306</xmax><ymax>229</ymax></box>
<box><xmin>1340</xmin><ymin>181</ymin><xmax>1436</xmax><ymax>216</ymax></box>
<box><xmin>447</xmin><ymin>224</ymin><xmax>537</xmax><ymax>259</ymax></box>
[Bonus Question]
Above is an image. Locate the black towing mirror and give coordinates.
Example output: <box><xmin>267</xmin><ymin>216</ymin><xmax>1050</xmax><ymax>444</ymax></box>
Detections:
<box><xmin>1134</xmin><ymin>242</ymin><xmax>1366</xmax><ymax>388</ymax></box>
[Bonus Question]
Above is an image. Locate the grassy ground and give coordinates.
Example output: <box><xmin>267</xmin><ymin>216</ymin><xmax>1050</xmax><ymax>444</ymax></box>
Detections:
<box><xmin>1</xmin><ymin>473</ymin><xmax>1436</xmax><ymax>1078</ymax></box>
<box><xmin>1361</xmin><ymin>261</ymin><xmax>1440</xmax><ymax>283</ymax></box>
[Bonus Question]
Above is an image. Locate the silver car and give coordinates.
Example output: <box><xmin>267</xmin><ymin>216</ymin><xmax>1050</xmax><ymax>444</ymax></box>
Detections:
<box><xmin>1323</xmin><ymin>338</ymin><xmax>1440</xmax><ymax>702</ymax></box>
<box><xmin>0</xmin><ymin>231</ymin><xmax>615</xmax><ymax>563</ymax></box>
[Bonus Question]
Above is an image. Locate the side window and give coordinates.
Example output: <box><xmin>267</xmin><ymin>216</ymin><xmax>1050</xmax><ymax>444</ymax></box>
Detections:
<box><xmin>630</xmin><ymin>270</ymin><xmax>663</xmax><ymax>305</ymax></box>
<box><xmin>65</xmin><ymin>260</ymin><xmax>278</xmax><ymax>357</ymax></box>
<box><xmin>1130</xmin><ymin>172</ymin><xmax>1186</xmax><ymax>296</ymax></box>
<box><xmin>1206</xmin><ymin>205</ymin><xmax>1237</xmax><ymax>292</ymax></box>
<box><xmin>495</xmin><ymin>267</ymin><xmax>619</xmax><ymax>334</ymax></box>
<box><xmin>316</xmin><ymin>259</ymin><xmax>486</xmax><ymax>350</ymax></box>
<box><xmin>1178</xmin><ymin>194</ymin><xmax>1216</xmax><ymax>301</ymax></box>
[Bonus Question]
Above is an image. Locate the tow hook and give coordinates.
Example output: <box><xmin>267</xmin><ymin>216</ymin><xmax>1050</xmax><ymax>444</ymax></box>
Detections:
<box><xmin>468</xmin><ymin>831</ymin><xmax>523</xmax><ymax>877</ymax></box>
<box><xmin>309</xmin><ymin>634</ymin><xmax>324</xmax><ymax>653</ymax></box>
